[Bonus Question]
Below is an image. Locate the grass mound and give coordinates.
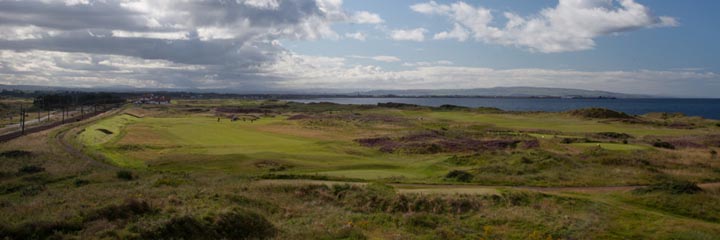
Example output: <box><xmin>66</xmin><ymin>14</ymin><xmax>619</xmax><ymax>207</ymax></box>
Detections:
<box><xmin>569</xmin><ymin>108</ymin><xmax>633</xmax><ymax>119</ymax></box>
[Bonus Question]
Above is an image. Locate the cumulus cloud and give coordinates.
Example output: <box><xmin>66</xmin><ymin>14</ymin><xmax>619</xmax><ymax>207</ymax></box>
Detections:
<box><xmin>352</xmin><ymin>11</ymin><xmax>384</xmax><ymax>24</ymax></box>
<box><xmin>345</xmin><ymin>32</ymin><xmax>366</xmax><ymax>41</ymax></box>
<box><xmin>390</xmin><ymin>28</ymin><xmax>427</xmax><ymax>42</ymax></box>
<box><xmin>0</xmin><ymin>0</ymin><xmax>385</xmax><ymax>89</ymax></box>
<box><xmin>412</xmin><ymin>0</ymin><xmax>678</xmax><ymax>52</ymax></box>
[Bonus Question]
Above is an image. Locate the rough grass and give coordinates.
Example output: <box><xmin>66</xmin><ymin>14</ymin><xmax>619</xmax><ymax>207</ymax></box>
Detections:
<box><xmin>4</xmin><ymin>99</ymin><xmax>719</xmax><ymax>239</ymax></box>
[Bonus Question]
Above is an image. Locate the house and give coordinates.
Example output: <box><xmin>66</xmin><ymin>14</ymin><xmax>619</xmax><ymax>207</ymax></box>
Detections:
<box><xmin>134</xmin><ymin>94</ymin><xmax>171</xmax><ymax>105</ymax></box>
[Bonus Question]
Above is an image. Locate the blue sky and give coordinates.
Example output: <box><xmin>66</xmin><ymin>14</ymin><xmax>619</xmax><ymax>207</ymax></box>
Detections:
<box><xmin>0</xmin><ymin>0</ymin><xmax>718</xmax><ymax>96</ymax></box>
<box><xmin>289</xmin><ymin>0</ymin><xmax>719</xmax><ymax>72</ymax></box>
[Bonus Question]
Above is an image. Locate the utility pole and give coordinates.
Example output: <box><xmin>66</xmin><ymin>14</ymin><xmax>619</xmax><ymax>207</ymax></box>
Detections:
<box><xmin>20</xmin><ymin>105</ymin><xmax>25</xmax><ymax>135</ymax></box>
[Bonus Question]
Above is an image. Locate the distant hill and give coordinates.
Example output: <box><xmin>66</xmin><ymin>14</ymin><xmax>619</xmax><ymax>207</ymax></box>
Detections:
<box><xmin>361</xmin><ymin>87</ymin><xmax>652</xmax><ymax>98</ymax></box>
<box><xmin>1</xmin><ymin>84</ymin><xmax>653</xmax><ymax>98</ymax></box>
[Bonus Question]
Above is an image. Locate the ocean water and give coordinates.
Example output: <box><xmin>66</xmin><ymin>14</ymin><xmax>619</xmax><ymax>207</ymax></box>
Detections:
<box><xmin>287</xmin><ymin>98</ymin><xmax>720</xmax><ymax>120</ymax></box>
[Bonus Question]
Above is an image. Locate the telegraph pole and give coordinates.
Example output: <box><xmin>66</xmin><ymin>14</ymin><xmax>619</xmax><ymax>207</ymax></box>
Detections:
<box><xmin>20</xmin><ymin>104</ymin><xmax>25</xmax><ymax>135</ymax></box>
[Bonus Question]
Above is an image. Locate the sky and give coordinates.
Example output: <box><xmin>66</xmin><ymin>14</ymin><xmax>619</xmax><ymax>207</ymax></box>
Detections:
<box><xmin>0</xmin><ymin>0</ymin><xmax>718</xmax><ymax>97</ymax></box>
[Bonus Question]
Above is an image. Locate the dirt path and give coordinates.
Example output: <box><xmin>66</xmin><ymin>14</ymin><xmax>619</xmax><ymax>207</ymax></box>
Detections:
<box><xmin>52</xmin><ymin>109</ymin><xmax>123</xmax><ymax>171</ymax></box>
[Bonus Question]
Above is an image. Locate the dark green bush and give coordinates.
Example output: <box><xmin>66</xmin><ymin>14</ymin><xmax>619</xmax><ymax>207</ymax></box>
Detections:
<box><xmin>87</xmin><ymin>198</ymin><xmax>156</xmax><ymax>221</ymax></box>
<box><xmin>18</xmin><ymin>165</ymin><xmax>44</xmax><ymax>174</ymax></box>
<box><xmin>634</xmin><ymin>180</ymin><xmax>703</xmax><ymax>195</ymax></box>
<box><xmin>0</xmin><ymin>220</ymin><xmax>83</xmax><ymax>239</ymax></box>
<box><xmin>594</xmin><ymin>132</ymin><xmax>633</xmax><ymax>139</ymax></box>
<box><xmin>140</xmin><ymin>209</ymin><xmax>276</xmax><ymax>240</ymax></box>
<box><xmin>445</xmin><ymin>170</ymin><xmax>473</xmax><ymax>182</ymax></box>
<box><xmin>0</xmin><ymin>150</ymin><xmax>32</xmax><ymax>158</ymax></box>
<box><xmin>568</xmin><ymin>108</ymin><xmax>632</xmax><ymax>119</ymax></box>
<box><xmin>74</xmin><ymin>179</ymin><xmax>90</xmax><ymax>187</ymax></box>
<box><xmin>116</xmin><ymin>170</ymin><xmax>134</xmax><ymax>180</ymax></box>
<box><xmin>653</xmin><ymin>141</ymin><xmax>675</xmax><ymax>150</ymax></box>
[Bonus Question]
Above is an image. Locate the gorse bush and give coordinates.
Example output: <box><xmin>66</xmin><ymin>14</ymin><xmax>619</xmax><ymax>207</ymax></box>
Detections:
<box><xmin>445</xmin><ymin>170</ymin><xmax>474</xmax><ymax>182</ymax></box>
<box><xmin>568</xmin><ymin>108</ymin><xmax>633</xmax><ymax>119</ymax></box>
<box><xmin>293</xmin><ymin>184</ymin><xmax>550</xmax><ymax>214</ymax></box>
<box><xmin>139</xmin><ymin>209</ymin><xmax>276</xmax><ymax>240</ymax></box>
<box><xmin>87</xmin><ymin>198</ymin><xmax>156</xmax><ymax>221</ymax></box>
<box><xmin>116</xmin><ymin>170</ymin><xmax>134</xmax><ymax>180</ymax></box>
<box><xmin>634</xmin><ymin>180</ymin><xmax>703</xmax><ymax>195</ymax></box>
<box><xmin>652</xmin><ymin>141</ymin><xmax>676</xmax><ymax>150</ymax></box>
<box><xmin>17</xmin><ymin>165</ymin><xmax>44</xmax><ymax>174</ymax></box>
<box><xmin>0</xmin><ymin>220</ymin><xmax>83</xmax><ymax>240</ymax></box>
<box><xmin>0</xmin><ymin>150</ymin><xmax>33</xmax><ymax>158</ymax></box>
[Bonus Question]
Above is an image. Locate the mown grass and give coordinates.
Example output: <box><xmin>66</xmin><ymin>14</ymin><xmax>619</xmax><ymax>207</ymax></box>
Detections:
<box><xmin>74</xmin><ymin>102</ymin><xmax>720</xmax><ymax>187</ymax></box>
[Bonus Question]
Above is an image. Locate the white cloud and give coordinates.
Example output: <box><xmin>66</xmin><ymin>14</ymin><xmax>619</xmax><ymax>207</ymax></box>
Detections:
<box><xmin>402</xmin><ymin>60</ymin><xmax>453</xmax><ymax>67</ymax></box>
<box><xmin>262</xmin><ymin>53</ymin><xmax>719</xmax><ymax>97</ymax></box>
<box><xmin>433</xmin><ymin>23</ymin><xmax>469</xmax><ymax>41</ymax></box>
<box><xmin>345</xmin><ymin>32</ymin><xmax>366</xmax><ymax>41</ymax></box>
<box><xmin>350</xmin><ymin>55</ymin><xmax>402</xmax><ymax>62</ymax></box>
<box><xmin>243</xmin><ymin>0</ymin><xmax>280</xmax><ymax>10</ymax></box>
<box><xmin>352</xmin><ymin>11</ymin><xmax>384</xmax><ymax>24</ymax></box>
<box><xmin>411</xmin><ymin>0</ymin><xmax>678</xmax><ymax>52</ymax></box>
<box><xmin>390</xmin><ymin>28</ymin><xmax>427</xmax><ymax>42</ymax></box>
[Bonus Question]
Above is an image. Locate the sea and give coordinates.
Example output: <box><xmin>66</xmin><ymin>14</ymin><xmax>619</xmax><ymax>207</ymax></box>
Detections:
<box><xmin>286</xmin><ymin>98</ymin><xmax>720</xmax><ymax>120</ymax></box>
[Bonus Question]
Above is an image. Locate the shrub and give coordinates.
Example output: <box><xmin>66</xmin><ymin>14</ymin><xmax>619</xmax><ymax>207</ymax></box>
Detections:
<box><xmin>653</xmin><ymin>141</ymin><xmax>676</xmax><ymax>150</ymax></box>
<box><xmin>87</xmin><ymin>198</ymin><xmax>156</xmax><ymax>221</ymax></box>
<box><xmin>568</xmin><ymin>108</ymin><xmax>632</xmax><ymax>119</ymax></box>
<box><xmin>116</xmin><ymin>170</ymin><xmax>134</xmax><ymax>180</ymax></box>
<box><xmin>140</xmin><ymin>209</ymin><xmax>276</xmax><ymax>239</ymax></box>
<box><xmin>445</xmin><ymin>170</ymin><xmax>473</xmax><ymax>182</ymax></box>
<box><xmin>74</xmin><ymin>179</ymin><xmax>90</xmax><ymax>187</ymax></box>
<box><xmin>0</xmin><ymin>220</ymin><xmax>83</xmax><ymax>239</ymax></box>
<box><xmin>0</xmin><ymin>150</ymin><xmax>32</xmax><ymax>158</ymax></box>
<box><xmin>634</xmin><ymin>180</ymin><xmax>703</xmax><ymax>195</ymax></box>
<box><xmin>595</xmin><ymin>132</ymin><xmax>633</xmax><ymax>139</ymax></box>
<box><xmin>17</xmin><ymin>165</ymin><xmax>44</xmax><ymax>174</ymax></box>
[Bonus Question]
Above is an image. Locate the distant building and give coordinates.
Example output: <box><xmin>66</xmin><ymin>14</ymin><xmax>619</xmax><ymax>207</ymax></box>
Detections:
<box><xmin>134</xmin><ymin>94</ymin><xmax>171</xmax><ymax>105</ymax></box>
